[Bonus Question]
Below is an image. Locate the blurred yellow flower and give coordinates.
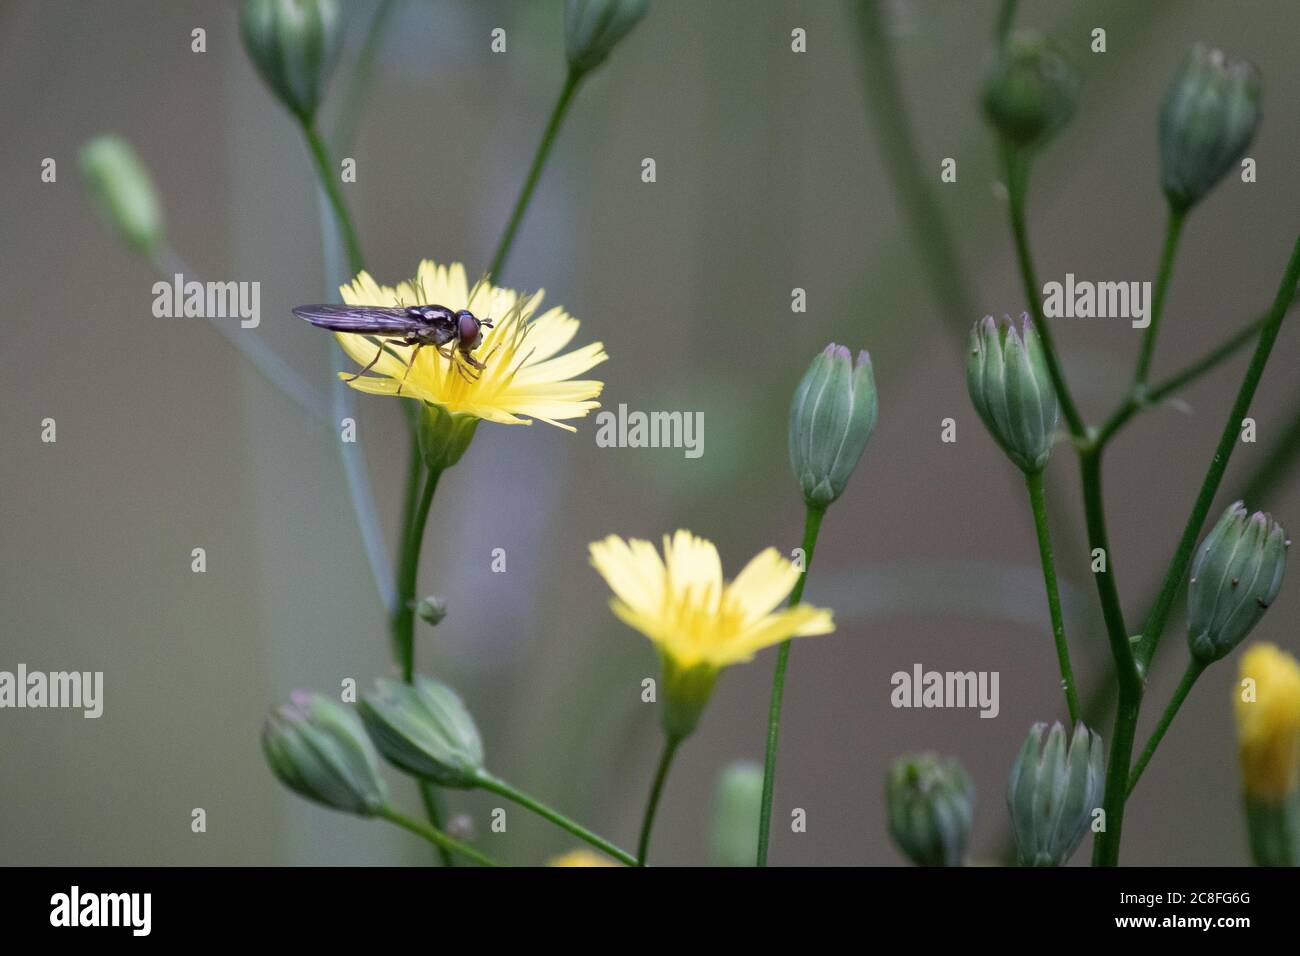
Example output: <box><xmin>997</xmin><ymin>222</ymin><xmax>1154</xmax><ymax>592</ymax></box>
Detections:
<box><xmin>549</xmin><ymin>849</ymin><xmax>617</xmax><ymax>867</ymax></box>
<box><xmin>1235</xmin><ymin>642</ymin><xmax>1300</xmax><ymax>799</ymax></box>
<box><xmin>589</xmin><ymin>530</ymin><xmax>835</xmax><ymax>671</ymax></box>
<box><xmin>336</xmin><ymin>260</ymin><xmax>607</xmax><ymax>431</ymax></box>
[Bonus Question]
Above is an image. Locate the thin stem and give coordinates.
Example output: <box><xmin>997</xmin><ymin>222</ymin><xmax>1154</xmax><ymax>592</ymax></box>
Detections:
<box><xmin>1132</xmin><ymin>206</ymin><xmax>1187</xmax><ymax>390</ymax></box>
<box><xmin>378</xmin><ymin>805</ymin><xmax>497</xmax><ymax>867</ymax></box>
<box><xmin>1025</xmin><ymin>471</ymin><xmax>1080</xmax><ymax>722</ymax></box>
<box><xmin>487</xmin><ymin>68</ymin><xmax>584</xmax><ymax>282</ymax></box>
<box><xmin>1092</xmin><ymin>686</ymin><xmax>1140</xmax><ymax>866</ymax></box>
<box><xmin>1080</xmin><ymin>449</ymin><xmax>1139</xmax><ymax>691</ymax></box>
<box><xmin>756</xmin><ymin>503</ymin><xmax>827</xmax><ymax>866</ymax></box>
<box><xmin>1003</xmin><ymin>146</ymin><xmax>1088</xmax><ymax>440</ymax></box>
<box><xmin>850</xmin><ymin>2</ymin><xmax>977</xmax><ymax>342</ymax></box>
<box><xmin>301</xmin><ymin>121</ymin><xmax>364</xmax><ymax>277</ymax></box>
<box><xmin>393</xmin><ymin>466</ymin><xmax>440</xmax><ymax>681</ymax></box>
<box><xmin>636</xmin><ymin>736</ymin><xmax>681</xmax><ymax>866</ymax></box>
<box><xmin>332</xmin><ymin>0</ymin><xmax>398</xmax><ymax>156</ymax></box>
<box><xmin>1136</xmin><ymin>235</ymin><xmax>1300</xmax><ymax>671</ymax></box>
<box><xmin>994</xmin><ymin>0</ymin><xmax>1020</xmax><ymax>43</ymax></box>
<box><xmin>475</xmin><ymin>771</ymin><xmax>637</xmax><ymax>866</ymax></box>
<box><xmin>1127</xmin><ymin>659</ymin><xmax>1205</xmax><ymax>796</ymax></box>
<box><xmin>1147</xmin><ymin>316</ymin><xmax>1266</xmax><ymax>404</ymax></box>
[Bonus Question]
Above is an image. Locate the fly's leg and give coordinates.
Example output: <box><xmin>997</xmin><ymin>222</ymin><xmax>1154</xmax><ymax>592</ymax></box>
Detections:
<box><xmin>396</xmin><ymin>344</ymin><xmax>423</xmax><ymax>397</ymax></box>
<box><xmin>344</xmin><ymin>338</ymin><xmax>398</xmax><ymax>381</ymax></box>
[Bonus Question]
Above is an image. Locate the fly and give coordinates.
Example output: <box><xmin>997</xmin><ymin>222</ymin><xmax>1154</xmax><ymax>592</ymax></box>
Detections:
<box><xmin>292</xmin><ymin>303</ymin><xmax>495</xmax><ymax>387</ymax></box>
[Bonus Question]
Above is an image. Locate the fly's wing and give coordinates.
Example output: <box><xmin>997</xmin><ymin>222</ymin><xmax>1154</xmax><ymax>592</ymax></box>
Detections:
<box><xmin>293</xmin><ymin>304</ymin><xmax>427</xmax><ymax>335</ymax></box>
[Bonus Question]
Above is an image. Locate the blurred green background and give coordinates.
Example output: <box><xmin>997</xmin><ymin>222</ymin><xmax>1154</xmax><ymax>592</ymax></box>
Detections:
<box><xmin>2</xmin><ymin>0</ymin><xmax>1299</xmax><ymax>865</ymax></box>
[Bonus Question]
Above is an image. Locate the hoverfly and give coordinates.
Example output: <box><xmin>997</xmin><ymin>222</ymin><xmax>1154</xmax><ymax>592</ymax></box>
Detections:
<box><xmin>292</xmin><ymin>303</ymin><xmax>495</xmax><ymax>387</ymax></box>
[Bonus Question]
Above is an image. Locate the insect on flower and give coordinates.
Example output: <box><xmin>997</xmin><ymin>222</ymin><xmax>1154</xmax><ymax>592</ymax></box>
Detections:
<box><xmin>292</xmin><ymin>301</ymin><xmax>495</xmax><ymax>387</ymax></box>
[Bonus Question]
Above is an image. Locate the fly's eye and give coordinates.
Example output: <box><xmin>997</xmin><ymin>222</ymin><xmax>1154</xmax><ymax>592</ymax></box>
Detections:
<box><xmin>457</xmin><ymin>313</ymin><xmax>480</xmax><ymax>344</ymax></box>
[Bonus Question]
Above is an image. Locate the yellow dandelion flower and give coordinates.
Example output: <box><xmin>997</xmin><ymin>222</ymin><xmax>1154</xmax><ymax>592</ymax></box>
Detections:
<box><xmin>1235</xmin><ymin>642</ymin><xmax>1300</xmax><ymax>800</ymax></box>
<box><xmin>548</xmin><ymin>849</ymin><xmax>617</xmax><ymax>867</ymax></box>
<box><xmin>335</xmin><ymin>260</ymin><xmax>607</xmax><ymax>432</ymax></box>
<box><xmin>589</xmin><ymin>530</ymin><xmax>835</xmax><ymax>738</ymax></box>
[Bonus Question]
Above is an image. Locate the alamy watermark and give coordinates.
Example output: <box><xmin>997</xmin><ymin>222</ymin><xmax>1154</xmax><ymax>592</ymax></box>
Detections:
<box><xmin>0</xmin><ymin>664</ymin><xmax>103</xmax><ymax>718</ymax></box>
<box><xmin>152</xmin><ymin>273</ymin><xmax>260</xmax><ymax>328</ymax></box>
<box><xmin>595</xmin><ymin>403</ymin><xmax>704</xmax><ymax>459</ymax></box>
<box><xmin>890</xmin><ymin>663</ymin><xmax>999</xmax><ymax>718</ymax></box>
<box><xmin>1042</xmin><ymin>273</ymin><xmax>1152</xmax><ymax>328</ymax></box>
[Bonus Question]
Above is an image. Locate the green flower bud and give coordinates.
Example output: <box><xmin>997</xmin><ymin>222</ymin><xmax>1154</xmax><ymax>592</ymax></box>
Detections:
<box><xmin>262</xmin><ymin>691</ymin><xmax>388</xmax><ymax>816</ymax></box>
<box><xmin>565</xmin><ymin>0</ymin><xmax>649</xmax><ymax>75</ymax></box>
<box><xmin>1159</xmin><ymin>44</ymin><xmax>1261</xmax><ymax>214</ymax></box>
<box><xmin>417</xmin><ymin>402</ymin><xmax>479</xmax><ymax>472</ymax></box>
<box><xmin>416</xmin><ymin>595</ymin><xmax>449</xmax><ymax>627</ymax></box>
<box><xmin>789</xmin><ymin>344</ymin><xmax>878</xmax><ymax>508</ymax></box>
<box><xmin>981</xmin><ymin>30</ymin><xmax>1079</xmax><ymax>150</ymax></box>
<box><xmin>78</xmin><ymin>135</ymin><xmax>165</xmax><ymax>259</ymax></box>
<box><xmin>1007</xmin><ymin>721</ymin><xmax>1104</xmax><ymax>867</ymax></box>
<box><xmin>710</xmin><ymin>761</ymin><xmax>763</xmax><ymax>867</ymax></box>
<box><xmin>239</xmin><ymin>0</ymin><xmax>344</xmax><ymax>122</ymax></box>
<box><xmin>1187</xmin><ymin>502</ymin><xmax>1288</xmax><ymax>664</ymax></box>
<box><xmin>359</xmin><ymin>675</ymin><xmax>484</xmax><ymax>788</ymax></box>
<box><xmin>886</xmin><ymin>753</ymin><xmax>975</xmax><ymax>867</ymax></box>
<box><xmin>966</xmin><ymin>314</ymin><xmax>1060</xmax><ymax>475</ymax></box>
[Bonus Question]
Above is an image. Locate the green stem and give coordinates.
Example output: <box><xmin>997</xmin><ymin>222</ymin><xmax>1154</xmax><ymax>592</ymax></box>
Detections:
<box><xmin>994</xmin><ymin>0</ymin><xmax>1020</xmax><ymax>43</ymax></box>
<box><xmin>1092</xmin><ymin>686</ymin><xmax>1140</xmax><ymax>866</ymax></box>
<box><xmin>1136</xmin><ymin>235</ymin><xmax>1300</xmax><ymax>672</ymax></box>
<box><xmin>1025</xmin><ymin>471</ymin><xmax>1080</xmax><ymax>722</ymax></box>
<box><xmin>393</xmin><ymin>466</ymin><xmax>440</xmax><ymax>681</ymax></box>
<box><xmin>474</xmin><ymin>771</ymin><xmax>637</xmax><ymax>866</ymax></box>
<box><xmin>756</xmin><ymin>503</ymin><xmax>827</xmax><ymax>866</ymax></box>
<box><xmin>636</xmin><ymin>736</ymin><xmax>681</xmax><ymax>866</ymax></box>
<box><xmin>1127</xmin><ymin>659</ymin><xmax>1205</xmax><ymax>796</ymax></box>
<box><xmin>1132</xmin><ymin>205</ymin><xmax>1187</xmax><ymax>390</ymax></box>
<box><xmin>487</xmin><ymin>68</ymin><xmax>584</xmax><ymax>282</ymax></box>
<box><xmin>301</xmin><ymin>121</ymin><xmax>364</xmax><ymax>277</ymax></box>
<box><xmin>1003</xmin><ymin>145</ymin><xmax>1088</xmax><ymax>440</ymax></box>
<box><xmin>850</xmin><ymin>3</ymin><xmax>977</xmax><ymax>341</ymax></box>
<box><xmin>379</xmin><ymin>805</ymin><xmax>497</xmax><ymax>867</ymax></box>
<box><xmin>1080</xmin><ymin>450</ymin><xmax>1139</xmax><ymax>690</ymax></box>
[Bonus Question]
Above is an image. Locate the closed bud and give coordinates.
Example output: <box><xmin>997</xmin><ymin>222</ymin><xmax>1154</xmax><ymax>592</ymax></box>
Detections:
<box><xmin>359</xmin><ymin>675</ymin><xmax>485</xmax><ymax>788</ymax></box>
<box><xmin>417</xmin><ymin>595</ymin><xmax>448</xmax><ymax>627</ymax></box>
<box><xmin>981</xmin><ymin>30</ymin><xmax>1078</xmax><ymax>150</ymax></box>
<box><xmin>417</xmin><ymin>402</ymin><xmax>479</xmax><ymax>472</ymax></box>
<box><xmin>710</xmin><ymin>761</ymin><xmax>763</xmax><ymax>866</ymax></box>
<box><xmin>78</xmin><ymin>135</ymin><xmax>165</xmax><ymax>259</ymax></box>
<box><xmin>1007</xmin><ymin>721</ymin><xmax>1104</xmax><ymax>867</ymax></box>
<box><xmin>966</xmin><ymin>314</ymin><xmax>1059</xmax><ymax>474</ymax></box>
<box><xmin>789</xmin><ymin>344</ymin><xmax>878</xmax><ymax>508</ymax></box>
<box><xmin>1235</xmin><ymin>643</ymin><xmax>1300</xmax><ymax>865</ymax></box>
<box><xmin>262</xmin><ymin>691</ymin><xmax>388</xmax><ymax>816</ymax></box>
<box><xmin>1188</xmin><ymin>502</ymin><xmax>1287</xmax><ymax>664</ymax></box>
<box><xmin>1159</xmin><ymin>44</ymin><xmax>1261</xmax><ymax>214</ymax></box>
<box><xmin>239</xmin><ymin>0</ymin><xmax>344</xmax><ymax>122</ymax></box>
<box><xmin>564</xmin><ymin>0</ymin><xmax>649</xmax><ymax>75</ymax></box>
<box><xmin>886</xmin><ymin>753</ymin><xmax>975</xmax><ymax>867</ymax></box>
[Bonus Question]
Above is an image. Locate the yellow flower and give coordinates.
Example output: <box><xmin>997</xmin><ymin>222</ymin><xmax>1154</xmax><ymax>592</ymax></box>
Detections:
<box><xmin>589</xmin><ymin>531</ymin><xmax>835</xmax><ymax>738</ymax></box>
<box><xmin>336</xmin><ymin>260</ymin><xmax>607</xmax><ymax>432</ymax></box>
<box><xmin>548</xmin><ymin>849</ymin><xmax>617</xmax><ymax>867</ymax></box>
<box><xmin>1235</xmin><ymin>642</ymin><xmax>1300</xmax><ymax>800</ymax></box>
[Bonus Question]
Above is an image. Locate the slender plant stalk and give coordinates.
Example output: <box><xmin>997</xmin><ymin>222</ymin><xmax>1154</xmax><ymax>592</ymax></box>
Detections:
<box><xmin>393</xmin><ymin>467</ymin><xmax>440</xmax><ymax>680</ymax></box>
<box><xmin>1093</xmin><ymin>235</ymin><xmax>1300</xmax><ymax>866</ymax></box>
<box><xmin>302</xmin><ymin>122</ymin><xmax>364</xmax><ymax>275</ymax></box>
<box><xmin>850</xmin><ymin>1</ymin><xmax>977</xmax><ymax>341</ymax></box>
<box><xmin>333</xmin><ymin>0</ymin><xmax>398</xmax><ymax>157</ymax></box>
<box><xmin>1127</xmin><ymin>659</ymin><xmax>1206</xmax><ymax>795</ymax></box>
<box><xmin>1135</xmin><ymin>236</ymin><xmax>1300</xmax><ymax>672</ymax></box>
<box><xmin>1025</xmin><ymin>471</ymin><xmax>1080</xmax><ymax>722</ymax></box>
<box><xmin>487</xmin><ymin>68</ymin><xmax>583</xmax><ymax>281</ymax></box>
<box><xmin>756</xmin><ymin>503</ymin><xmax>827</xmax><ymax>866</ymax></box>
<box><xmin>1003</xmin><ymin>147</ymin><xmax>1088</xmax><ymax>441</ymax></box>
<box><xmin>1132</xmin><ymin>206</ymin><xmax>1187</xmax><ymax>390</ymax></box>
<box><xmin>379</xmin><ymin>805</ymin><xmax>498</xmax><ymax>866</ymax></box>
<box><xmin>475</xmin><ymin>771</ymin><xmax>637</xmax><ymax>866</ymax></box>
<box><xmin>994</xmin><ymin>0</ymin><xmax>1020</xmax><ymax>44</ymax></box>
<box><xmin>636</xmin><ymin>736</ymin><xmax>681</xmax><ymax>866</ymax></box>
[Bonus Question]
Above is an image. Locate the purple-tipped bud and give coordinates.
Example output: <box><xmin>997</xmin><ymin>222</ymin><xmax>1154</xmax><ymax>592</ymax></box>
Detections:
<box><xmin>789</xmin><ymin>343</ymin><xmax>878</xmax><ymax>508</ymax></box>
<box><xmin>966</xmin><ymin>313</ymin><xmax>1060</xmax><ymax>474</ymax></box>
